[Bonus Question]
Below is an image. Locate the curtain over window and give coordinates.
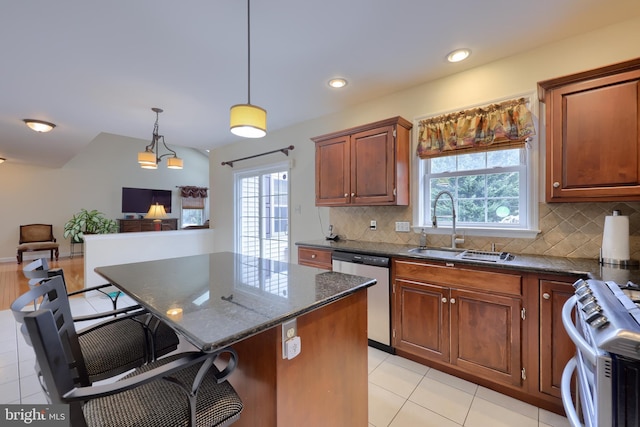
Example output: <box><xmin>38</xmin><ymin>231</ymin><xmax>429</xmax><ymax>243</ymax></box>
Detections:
<box><xmin>179</xmin><ymin>186</ymin><xmax>208</xmax><ymax>209</ymax></box>
<box><xmin>416</xmin><ymin>98</ymin><xmax>535</xmax><ymax>159</ymax></box>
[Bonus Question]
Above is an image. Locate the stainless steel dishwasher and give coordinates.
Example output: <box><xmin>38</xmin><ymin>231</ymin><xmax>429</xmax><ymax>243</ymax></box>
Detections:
<box><xmin>332</xmin><ymin>251</ymin><xmax>392</xmax><ymax>353</ymax></box>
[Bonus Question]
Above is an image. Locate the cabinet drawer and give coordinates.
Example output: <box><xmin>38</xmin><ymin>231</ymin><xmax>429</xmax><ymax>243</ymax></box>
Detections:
<box><xmin>394</xmin><ymin>259</ymin><xmax>522</xmax><ymax>296</ymax></box>
<box><xmin>298</xmin><ymin>247</ymin><xmax>333</xmax><ymax>270</ymax></box>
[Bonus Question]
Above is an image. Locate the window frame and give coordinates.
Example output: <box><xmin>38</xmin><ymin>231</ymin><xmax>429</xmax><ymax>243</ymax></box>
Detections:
<box><xmin>412</xmin><ymin>96</ymin><xmax>540</xmax><ymax>239</ymax></box>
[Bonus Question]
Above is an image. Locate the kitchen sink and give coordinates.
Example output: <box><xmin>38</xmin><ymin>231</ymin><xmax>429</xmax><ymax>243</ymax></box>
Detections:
<box><xmin>407</xmin><ymin>247</ymin><xmax>464</xmax><ymax>258</ymax></box>
<box><xmin>407</xmin><ymin>247</ymin><xmax>514</xmax><ymax>263</ymax></box>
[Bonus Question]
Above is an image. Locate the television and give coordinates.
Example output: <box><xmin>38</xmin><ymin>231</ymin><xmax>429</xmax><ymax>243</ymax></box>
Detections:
<box><xmin>121</xmin><ymin>187</ymin><xmax>172</xmax><ymax>214</ymax></box>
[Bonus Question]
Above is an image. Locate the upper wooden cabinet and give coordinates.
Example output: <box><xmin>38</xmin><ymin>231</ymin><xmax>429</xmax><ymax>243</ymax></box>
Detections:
<box><xmin>538</xmin><ymin>58</ymin><xmax>640</xmax><ymax>202</ymax></box>
<box><xmin>312</xmin><ymin>117</ymin><xmax>412</xmax><ymax>206</ymax></box>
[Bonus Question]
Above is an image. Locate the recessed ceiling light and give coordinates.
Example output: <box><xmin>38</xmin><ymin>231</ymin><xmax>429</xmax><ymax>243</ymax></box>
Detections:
<box><xmin>447</xmin><ymin>49</ymin><xmax>471</xmax><ymax>63</ymax></box>
<box><xmin>328</xmin><ymin>78</ymin><xmax>348</xmax><ymax>88</ymax></box>
<box><xmin>23</xmin><ymin>119</ymin><xmax>56</xmax><ymax>133</ymax></box>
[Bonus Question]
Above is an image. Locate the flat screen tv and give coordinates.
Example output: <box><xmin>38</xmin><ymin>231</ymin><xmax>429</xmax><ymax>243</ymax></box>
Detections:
<box><xmin>121</xmin><ymin>187</ymin><xmax>172</xmax><ymax>214</ymax></box>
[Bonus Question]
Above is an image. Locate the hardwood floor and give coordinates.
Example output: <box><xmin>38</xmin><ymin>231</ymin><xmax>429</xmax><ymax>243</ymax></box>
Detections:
<box><xmin>0</xmin><ymin>256</ymin><xmax>85</xmax><ymax>310</ymax></box>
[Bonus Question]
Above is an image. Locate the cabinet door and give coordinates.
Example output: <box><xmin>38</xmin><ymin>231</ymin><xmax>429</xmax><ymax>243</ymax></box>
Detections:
<box><xmin>546</xmin><ymin>68</ymin><xmax>640</xmax><ymax>201</ymax></box>
<box><xmin>315</xmin><ymin>135</ymin><xmax>351</xmax><ymax>206</ymax></box>
<box><xmin>350</xmin><ymin>125</ymin><xmax>395</xmax><ymax>205</ymax></box>
<box><xmin>539</xmin><ymin>279</ymin><xmax>575</xmax><ymax>398</ymax></box>
<box><xmin>450</xmin><ymin>288</ymin><xmax>522</xmax><ymax>387</ymax></box>
<box><xmin>393</xmin><ymin>279</ymin><xmax>450</xmax><ymax>362</ymax></box>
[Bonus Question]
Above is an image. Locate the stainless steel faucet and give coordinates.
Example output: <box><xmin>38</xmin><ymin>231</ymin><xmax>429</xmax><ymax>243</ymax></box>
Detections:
<box><xmin>432</xmin><ymin>190</ymin><xmax>464</xmax><ymax>249</ymax></box>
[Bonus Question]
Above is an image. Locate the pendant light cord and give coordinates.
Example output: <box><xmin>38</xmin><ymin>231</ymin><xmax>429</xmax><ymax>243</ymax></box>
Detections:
<box><xmin>247</xmin><ymin>0</ymin><xmax>251</xmax><ymax>105</ymax></box>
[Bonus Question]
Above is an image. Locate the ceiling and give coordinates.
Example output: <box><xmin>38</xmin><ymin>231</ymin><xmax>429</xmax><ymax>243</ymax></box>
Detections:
<box><xmin>2</xmin><ymin>0</ymin><xmax>640</xmax><ymax>168</ymax></box>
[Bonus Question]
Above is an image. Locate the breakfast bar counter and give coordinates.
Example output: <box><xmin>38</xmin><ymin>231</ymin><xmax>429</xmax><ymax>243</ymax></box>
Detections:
<box><xmin>96</xmin><ymin>252</ymin><xmax>375</xmax><ymax>427</ymax></box>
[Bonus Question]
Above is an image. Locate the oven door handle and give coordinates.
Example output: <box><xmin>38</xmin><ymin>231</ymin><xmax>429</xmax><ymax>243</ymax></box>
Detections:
<box><xmin>562</xmin><ymin>295</ymin><xmax>596</xmax><ymax>365</ymax></box>
<box><xmin>561</xmin><ymin>357</ymin><xmax>583</xmax><ymax>427</ymax></box>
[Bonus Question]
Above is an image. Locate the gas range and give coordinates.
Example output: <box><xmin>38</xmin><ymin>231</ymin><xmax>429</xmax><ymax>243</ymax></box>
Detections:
<box><xmin>572</xmin><ymin>278</ymin><xmax>640</xmax><ymax>360</ymax></box>
<box><xmin>562</xmin><ymin>278</ymin><xmax>640</xmax><ymax>427</ymax></box>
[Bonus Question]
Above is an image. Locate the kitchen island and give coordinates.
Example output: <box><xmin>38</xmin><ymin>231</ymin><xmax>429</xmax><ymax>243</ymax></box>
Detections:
<box><xmin>96</xmin><ymin>252</ymin><xmax>375</xmax><ymax>427</ymax></box>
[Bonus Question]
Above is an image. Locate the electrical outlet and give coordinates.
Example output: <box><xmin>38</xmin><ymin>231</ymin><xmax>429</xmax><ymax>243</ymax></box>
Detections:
<box><xmin>370</xmin><ymin>220</ymin><xmax>377</xmax><ymax>230</ymax></box>
<box><xmin>395</xmin><ymin>221</ymin><xmax>410</xmax><ymax>232</ymax></box>
<box><xmin>282</xmin><ymin>318</ymin><xmax>297</xmax><ymax>359</ymax></box>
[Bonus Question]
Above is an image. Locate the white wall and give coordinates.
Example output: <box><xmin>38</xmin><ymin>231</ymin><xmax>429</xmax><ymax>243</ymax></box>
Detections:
<box><xmin>0</xmin><ymin>132</ymin><xmax>209</xmax><ymax>262</ymax></box>
<box><xmin>84</xmin><ymin>229</ymin><xmax>215</xmax><ymax>287</ymax></box>
<box><xmin>209</xmin><ymin>16</ymin><xmax>640</xmax><ymax>260</ymax></box>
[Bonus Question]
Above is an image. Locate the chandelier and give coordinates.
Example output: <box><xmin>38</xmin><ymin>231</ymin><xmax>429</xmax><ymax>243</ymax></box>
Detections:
<box><xmin>137</xmin><ymin>108</ymin><xmax>183</xmax><ymax>169</ymax></box>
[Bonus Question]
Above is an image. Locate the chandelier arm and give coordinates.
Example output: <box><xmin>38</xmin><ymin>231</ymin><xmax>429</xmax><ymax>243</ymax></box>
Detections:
<box><xmin>157</xmin><ymin>136</ymin><xmax>178</xmax><ymax>160</ymax></box>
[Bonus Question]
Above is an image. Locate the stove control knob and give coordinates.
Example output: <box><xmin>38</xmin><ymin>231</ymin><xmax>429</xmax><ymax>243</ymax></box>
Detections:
<box><xmin>572</xmin><ymin>278</ymin><xmax>587</xmax><ymax>290</ymax></box>
<box><xmin>581</xmin><ymin>301</ymin><xmax>601</xmax><ymax>315</ymax></box>
<box><xmin>576</xmin><ymin>288</ymin><xmax>593</xmax><ymax>300</ymax></box>
<box><xmin>587</xmin><ymin>313</ymin><xmax>609</xmax><ymax>329</ymax></box>
<box><xmin>578</xmin><ymin>293</ymin><xmax>596</xmax><ymax>304</ymax></box>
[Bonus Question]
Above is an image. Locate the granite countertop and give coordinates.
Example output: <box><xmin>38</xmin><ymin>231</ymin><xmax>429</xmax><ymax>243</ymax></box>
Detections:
<box><xmin>95</xmin><ymin>252</ymin><xmax>375</xmax><ymax>353</ymax></box>
<box><xmin>296</xmin><ymin>239</ymin><xmax>640</xmax><ymax>284</ymax></box>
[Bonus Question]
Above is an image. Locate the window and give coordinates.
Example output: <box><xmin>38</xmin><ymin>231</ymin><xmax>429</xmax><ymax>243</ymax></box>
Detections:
<box><xmin>416</xmin><ymin>145</ymin><xmax>538</xmax><ymax>237</ymax></box>
<box><xmin>179</xmin><ymin>186</ymin><xmax>208</xmax><ymax>228</ymax></box>
<box><xmin>234</xmin><ymin>163</ymin><xmax>290</xmax><ymax>264</ymax></box>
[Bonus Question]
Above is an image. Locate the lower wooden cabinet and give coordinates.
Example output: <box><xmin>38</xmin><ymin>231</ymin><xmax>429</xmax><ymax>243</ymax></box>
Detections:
<box><xmin>539</xmin><ymin>278</ymin><xmax>576</xmax><ymax>399</ymax></box>
<box><xmin>393</xmin><ymin>259</ymin><xmax>523</xmax><ymax>388</ymax></box>
<box><xmin>392</xmin><ymin>258</ymin><xmax>581</xmax><ymax>415</ymax></box>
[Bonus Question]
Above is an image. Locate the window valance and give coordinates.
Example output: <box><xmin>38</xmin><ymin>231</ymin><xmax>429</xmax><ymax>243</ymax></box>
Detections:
<box><xmin>179</xmin><ymin>186</ymin><xmax>208</xmax><ymax>209</ymax></box>
<box><xmin>416</xmin><ymin>97</ymin><xmax>535</xmax><ymax>159</ymax></box>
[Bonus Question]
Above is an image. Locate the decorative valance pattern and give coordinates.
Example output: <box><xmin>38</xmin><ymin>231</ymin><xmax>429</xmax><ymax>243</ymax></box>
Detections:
<box><xmin>416</xmin><ymin>98</ymin><xmax>535</xmax><ymax>159</ymax></box>
<box><xmin>179</xmin><ymin>186</ymin><xmax>208</xmax><ymax>209</ymax></box>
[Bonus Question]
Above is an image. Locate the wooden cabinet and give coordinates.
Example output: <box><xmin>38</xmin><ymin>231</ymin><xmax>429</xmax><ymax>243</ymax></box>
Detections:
<box><xmin>393</xmin><ymin>259</ymin><xmax>523</xmax><ymax>387</ymax></box>
<box><xmin>538</xmin><ymin>277</ymin><xmax>576</xmax><ymax>399</ymax></box>
<box><xmin>538</xmin><ymin>58</ymin><xmax>640</xmax><ymax>202</ymax></box>
<box><xmin>312</xmin><ymin>116</ymin><xmax>412</xmax><ymax>206</ymax></box>
<box><xmin>118</xmin><ymin>218</ymin><xmax>178</xmax><ymax>232</ymax></box>
<box><xmin>297</xmin><ymin>246</ymin><xmax>333</xmax><ymax>270</ymax></box>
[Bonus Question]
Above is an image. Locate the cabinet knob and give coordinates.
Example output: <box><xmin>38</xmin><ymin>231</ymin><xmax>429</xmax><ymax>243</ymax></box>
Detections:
<box><xmin>344</xmin><ymin>193</ymin><xmax>348</xmax><ymax>198</ymax></box>
<box><xmin>311</xmin><ymin>254</ymin><xmax>316</xmax><ymax>259</ymax></box>
<box><xmin>553</xmin><ymin>182</ymin><xmax>560</xmax><ymax>188</ymax></box>
<box><xmin>542</xmin><ymin>292</ymin><xmax>551</xmax><ymax>300</ymax></box>
<box><xmin>441</xmin><ymin>297</ymin><xmax>447</xmax><ymax>303</ymax></box>
<box><xmin>351</xmin><ymin>193</ymin><xmax>355</xmax><ymax>197</ymax></box>
<box><xmin>450</xmin><ymin>298</ymin><xmax>456</xmax><ymax>304</ymax></box>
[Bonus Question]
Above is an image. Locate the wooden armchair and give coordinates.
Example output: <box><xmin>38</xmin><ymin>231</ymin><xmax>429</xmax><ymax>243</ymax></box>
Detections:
<box><xmin>17</xmin><ymin>224</ymin><xmax>59</xmax><ymax>264</ymax></box>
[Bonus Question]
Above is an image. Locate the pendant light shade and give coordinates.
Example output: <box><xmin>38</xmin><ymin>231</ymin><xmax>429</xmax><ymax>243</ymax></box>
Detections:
<box><xmin>166</xmin><ymin>156</ymin><xmax>184</xmax><ymax>169</ymax></box>
<box><xmin>230</xmin><ymin>104</ymin><xmax>267</xmax><ymax>138</ymax></box>
<box><xmin>230</xmin><ymin>0</ymin><xmax>266</xmax><ymax>138</ymax></box>
<box><xmin>137</xmin><ymin>151</ymin><xmax>156</xmax><ymax>166</ymax></box>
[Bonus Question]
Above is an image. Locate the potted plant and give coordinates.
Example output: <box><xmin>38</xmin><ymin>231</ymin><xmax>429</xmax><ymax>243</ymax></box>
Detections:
<box><xmin>63</xmin><ymin>209</ymin><xmax>118</xmax><ymax>243</ymax></box>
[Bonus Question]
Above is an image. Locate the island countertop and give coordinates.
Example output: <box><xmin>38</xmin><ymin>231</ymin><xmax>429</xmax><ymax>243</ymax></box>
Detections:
<box><xmin>95</xmin><ymin>251</ymin><xmax>375</xmax><ymax>353</ymax></box>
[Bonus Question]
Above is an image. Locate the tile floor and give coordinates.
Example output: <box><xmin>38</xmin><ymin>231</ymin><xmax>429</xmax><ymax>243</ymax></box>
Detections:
<box><xmin>1</xmin><ymin>293</ymin><xmax>570</xmax><ymax>427</ymax></box>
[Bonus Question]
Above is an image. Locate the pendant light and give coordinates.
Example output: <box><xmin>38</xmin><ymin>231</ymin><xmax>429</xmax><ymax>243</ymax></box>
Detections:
<box><xmin>137</xmin><ymin>108</ymin><xmax>183</xmax><ymax>170</ymax></box>
<box><xmin>230</xmin><ymin>0</ymin><xmax>266</xmax><ymax>138</ymax></box>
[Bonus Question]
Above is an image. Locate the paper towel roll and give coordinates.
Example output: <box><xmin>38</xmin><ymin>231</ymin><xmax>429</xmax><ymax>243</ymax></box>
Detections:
<box><xmin>602</xmin><ymin>212</ymin><xmax>630</xmax><ymax>263</ymax></box>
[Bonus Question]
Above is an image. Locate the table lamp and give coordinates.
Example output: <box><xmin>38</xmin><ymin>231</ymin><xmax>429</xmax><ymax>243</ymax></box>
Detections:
<box><xmin>145</xmin><ymin>203</ymin><xmax>167</xmax><ymax>231</ymax></box>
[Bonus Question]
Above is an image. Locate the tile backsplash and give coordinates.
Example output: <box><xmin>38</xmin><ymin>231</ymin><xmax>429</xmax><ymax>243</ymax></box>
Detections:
<box><xmin>329</xmin><ymin>202</ymin><xmax>640</xmax><ymax>260</ymax></box>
